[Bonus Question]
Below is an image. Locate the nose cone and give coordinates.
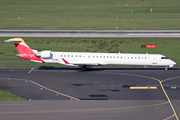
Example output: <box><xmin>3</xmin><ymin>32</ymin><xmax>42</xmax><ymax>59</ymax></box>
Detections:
<box><xmin>172</xmin><ymin>60</ymin><xmax>176</xmax><ymax>65</ymax></box>
<box><xmin>169</xmin><ymin>60</ymin><xmax>176</xmax><ymax>67</ymax></box>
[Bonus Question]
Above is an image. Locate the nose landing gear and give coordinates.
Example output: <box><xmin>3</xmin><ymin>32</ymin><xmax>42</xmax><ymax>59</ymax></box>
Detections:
<box><xmin>165</xmin><ymin>67</ymin><xmax>168</xmax><ymax>71</ymax></box>
<box><xmin>165</xmin><ymin>64</ymin><xmax>174</xmax><ymax>71</ymax></box>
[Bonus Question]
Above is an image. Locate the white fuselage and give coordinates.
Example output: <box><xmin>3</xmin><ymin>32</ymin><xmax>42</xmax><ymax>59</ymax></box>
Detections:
<box><xmin>40</xmin><ymin>52</ymin><xmax>176</xmax><ymax>67</ymax></box>
<box><xmin>5</xmin><ymin>38</ymin><xmax>176</xmax><ymax>69</ymax></box>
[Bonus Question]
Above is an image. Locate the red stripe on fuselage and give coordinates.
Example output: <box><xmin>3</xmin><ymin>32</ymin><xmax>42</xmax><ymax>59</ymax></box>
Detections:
<box><xmin>14</xmin><ymin>43</ymin><xmax>45</xmax><ymax>63</ymax></box>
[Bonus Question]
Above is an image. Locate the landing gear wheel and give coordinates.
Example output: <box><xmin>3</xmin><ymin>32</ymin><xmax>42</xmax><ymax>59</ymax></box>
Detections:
<box><xmin>165</xmin><ymin>67</ymin><xmax>168</xmax><ymax>71</ymax></box>
<box><xmin>82</xmin><ymin>66</ymin><xmax>86</xmax><ymax>71</ymax></box>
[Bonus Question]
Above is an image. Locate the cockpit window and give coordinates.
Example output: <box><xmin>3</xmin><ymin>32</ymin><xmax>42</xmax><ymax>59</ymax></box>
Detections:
<box><xmin>161</xmin><ymin>57</ymin><xmax>169</xmax><ymax>59</ymax></box>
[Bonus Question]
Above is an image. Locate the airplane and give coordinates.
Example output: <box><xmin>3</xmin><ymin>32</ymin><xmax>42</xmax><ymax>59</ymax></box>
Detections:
<box><xmin>5</xmin><ymin>38</ymin><xmax>176</xmax><ymax>71</ymax></box>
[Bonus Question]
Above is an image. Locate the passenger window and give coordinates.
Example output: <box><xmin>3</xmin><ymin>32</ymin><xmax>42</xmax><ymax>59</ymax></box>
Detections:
<box><xmin>64</xmin><ymin>55</ymin><xmax>66</xmax><ymax>57</ymax></box>
<box><xmin>71</xmin><ymin>55</ymin><xmax>73</xmax><ymax>57</ymax></box>
<box><xmin>68</xmin><ymin>55</ymin><xmax>69</xmax><ymax>57</ymax></box>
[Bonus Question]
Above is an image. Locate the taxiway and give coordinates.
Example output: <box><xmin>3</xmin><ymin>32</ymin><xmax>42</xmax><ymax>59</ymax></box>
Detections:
<box><xmin>0</xmin><ymin>66</ymin><xmax>180</xmax><ymax>120</ymax></box>
<box><xmin>0</xmin><ymin>30</ymin><xmax>180</xmax><ymax>38</ymax></box>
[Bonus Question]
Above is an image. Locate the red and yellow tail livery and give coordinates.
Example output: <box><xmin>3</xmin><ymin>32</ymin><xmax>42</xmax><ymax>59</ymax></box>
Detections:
<box><xmin>5</xmin><ymin>38</ymin><xmax>44</xmax><ymax>63</ymax></box>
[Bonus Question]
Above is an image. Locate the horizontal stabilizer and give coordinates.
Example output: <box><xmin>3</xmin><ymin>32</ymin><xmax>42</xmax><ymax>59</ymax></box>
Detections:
<box><xmin>4</xmin><ymin>38</ymin><xmax>27</xmax><ymax>45</ymax></box>
<box><xmin>4</xmin><ymin>39</ymin><xmax>22</xmax><ymax>42</ymax></box>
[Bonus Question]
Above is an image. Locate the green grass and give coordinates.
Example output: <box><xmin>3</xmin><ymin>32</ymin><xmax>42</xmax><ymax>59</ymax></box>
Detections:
<box><xmin>0</xmin><ymin>37</ymin><xmax>180</xmax><ymax>66</ymax></box>
<box><xmin>0</xmin><ymin>89</ymin><xmax>26</xmax><ymax>101</ymax></box>
<box><xmin>0</xmin><ymin>0</ymin><xmax>180</xmax><ymax>30</ymax></box>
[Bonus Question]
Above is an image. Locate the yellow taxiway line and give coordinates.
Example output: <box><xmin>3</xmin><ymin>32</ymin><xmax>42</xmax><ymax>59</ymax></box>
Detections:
<box><xmin>28</xmin><ymin>67</ymin><xmax>34</xmax><ymax>74</ymax></box>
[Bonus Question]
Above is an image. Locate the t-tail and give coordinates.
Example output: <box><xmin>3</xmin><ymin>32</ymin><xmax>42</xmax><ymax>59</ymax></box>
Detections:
<box><xmin>5</xmin><ymin>38</ymin><xmax>45</xmax><ymax>63</ymax></box>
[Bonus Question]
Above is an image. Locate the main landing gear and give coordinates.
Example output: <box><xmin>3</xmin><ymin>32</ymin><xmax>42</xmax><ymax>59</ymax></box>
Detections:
<box><xmin>82</xmin><ymin>66</ymin><xmax>86</xmax><ymax>71</ymax></box>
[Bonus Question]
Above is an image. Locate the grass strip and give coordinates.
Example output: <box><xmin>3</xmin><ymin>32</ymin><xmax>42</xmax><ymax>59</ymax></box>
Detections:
<box><xmin>0</xmin><ymin>0</ymin><xmax>180</xmax><ymax>30</ymax></box>
<box><xmin>0</xmin><ymin>89</ymin><xmax>26</xmax><ymax>101</ymax></box>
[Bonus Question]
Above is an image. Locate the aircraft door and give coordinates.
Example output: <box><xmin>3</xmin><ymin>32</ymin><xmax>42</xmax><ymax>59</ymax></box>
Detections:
<box><xmin>153</xmin><ymin>58</ymin><xmax>157</xmax><ymax>64</ymax></box>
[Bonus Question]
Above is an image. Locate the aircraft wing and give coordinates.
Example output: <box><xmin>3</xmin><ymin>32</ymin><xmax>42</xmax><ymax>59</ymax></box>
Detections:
<box><xmin>60</xmin><ymin>61</ymin><xmax>100</xmax><ymax>66</ymax></box>
<box><xmin>72</xmin><ymin>62</ymin><xmax>108</xmax><ymax>66</ymax></box>
<box><xmin>60</xmin><ymin>58</ymin><xmax>106</xmax><ymax>66</ymax></box>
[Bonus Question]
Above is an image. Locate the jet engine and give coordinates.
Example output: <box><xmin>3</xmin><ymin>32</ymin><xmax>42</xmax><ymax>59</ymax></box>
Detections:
<box><xmin>35</xmin><ymin>50</ymin><xmax>51</xmax><ymax>59</ymax></box>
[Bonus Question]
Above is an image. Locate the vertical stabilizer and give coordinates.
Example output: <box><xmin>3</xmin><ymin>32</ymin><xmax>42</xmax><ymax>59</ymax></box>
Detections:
<box><xmin>5</xmin><ymin>38</ymin><xmax>32</xmax><ymax>55</ymax></box>
<box><xmin>5</xmin><ymin>38</ymin><xmax>44</xmax><ymax>63</ymax></box>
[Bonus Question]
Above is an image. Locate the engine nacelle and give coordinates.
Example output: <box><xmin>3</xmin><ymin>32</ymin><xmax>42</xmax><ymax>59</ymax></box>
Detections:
<box><xmin>35</xmin><ymin>50</ymin><xmax>51</xmax><ymax>59</ymax></box>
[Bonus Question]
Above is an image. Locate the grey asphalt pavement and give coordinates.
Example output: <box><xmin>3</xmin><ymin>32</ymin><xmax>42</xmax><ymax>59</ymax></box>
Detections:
<box><xmin>0</xmin><ymin>30</ymin><xmax>180</xmax><ymax>38</ymax></box>
<box><xmin>0</xmin><ymin>66</ymin><xmax>180</xmax><ymax>120</ymax></box>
